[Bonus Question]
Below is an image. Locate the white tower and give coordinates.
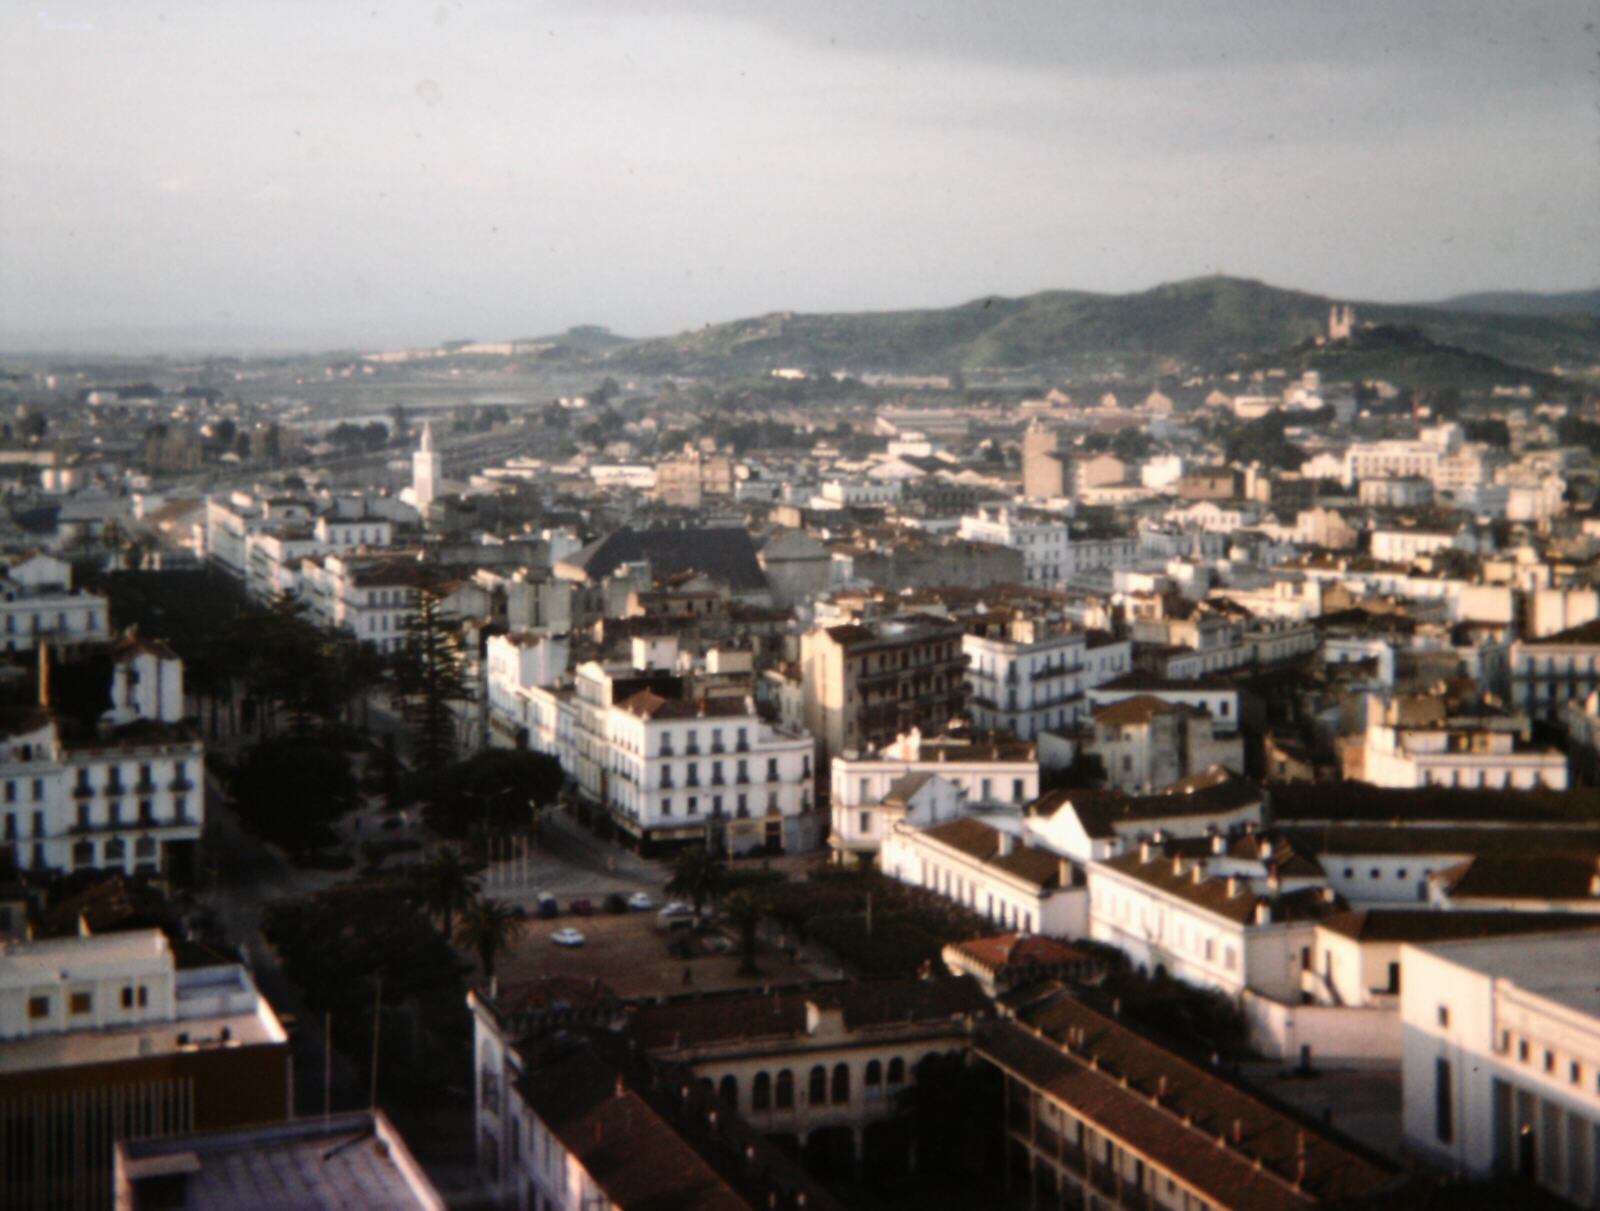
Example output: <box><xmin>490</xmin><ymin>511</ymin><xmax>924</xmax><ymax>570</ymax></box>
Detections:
<box><xmin>412</xmin><ymin>420</ymin><xmax>440</xmax><ymax>514</ymax></box>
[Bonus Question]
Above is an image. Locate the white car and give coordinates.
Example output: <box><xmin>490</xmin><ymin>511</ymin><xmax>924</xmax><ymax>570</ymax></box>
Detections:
<box><xmin>627</xmin><ymin>892</ymin><xmax>653</xmax><ymax>911</ymax></box>
<box><xmin>551</xmin><ymin>927</ymin><xmax>586</xmax><ymax>948</ymax></box>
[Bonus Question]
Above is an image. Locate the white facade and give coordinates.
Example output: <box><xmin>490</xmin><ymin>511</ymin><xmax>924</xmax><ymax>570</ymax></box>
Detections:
<box><xmin>1401</xmin><ymin>930</ymin><xmax>1600</xmax><ymax>1205</ymax></box>
<box><xmin>959</xmin><ymin>506</ymin><xmax>1070</xmax><ymax>587</ymax></box>
<box><xmin>964</xmin><ymin>623</ymin><xmax>1131</xmax><ymax>739</ymax></box>
<box><xmin>1369</xmin><ymin>529</ymin><xmax>1459</xmax><ymax>565</ymax></box>
<box><xmin>880</xmin><ymin>817</ymin><xmax>1085</xmax><ymax>938</ymax></box>
<box><xmin>412</xmin><ymin>421</ymin><xmax>441</xmax><ymax>513</ymax></box>
<box><xmin>485</xmin><ymin>632</ymin><xmax>571</xmax><ymax>749</ymax></box>
<box><xmin>105</xmin><ymin>639</ymin><xmax>185</xmax><ymax>727</ymax></box>
<box><xmin>1357</xmin><ymin>719</ymin><xmax>1568</xmax><ymax>790</ymax></box>
<box><xmin>0</xmin><ymin>556</ymin><xmax>110</xmax><ymax>653</ymax></box>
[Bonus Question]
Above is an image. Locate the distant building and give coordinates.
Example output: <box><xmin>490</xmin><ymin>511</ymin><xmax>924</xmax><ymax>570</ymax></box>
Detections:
<box><xmin>412</xmin><ymin>420</ymin><xmax>441</xmax><ymax>514</ymax></box>
<box><xmin>0</xmin><ymin>553</ymin><xmax>110</xmax><ymax>655</ymax></box>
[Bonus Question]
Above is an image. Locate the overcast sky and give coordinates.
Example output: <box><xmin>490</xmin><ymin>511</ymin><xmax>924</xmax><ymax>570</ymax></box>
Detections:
<box><xmin>2</xmin><ymin>1</ymin><xmax>1597</xmax><ymax>351</ymax></box>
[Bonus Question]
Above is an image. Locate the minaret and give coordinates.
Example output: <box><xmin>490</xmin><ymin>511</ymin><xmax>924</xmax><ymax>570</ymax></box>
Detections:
<box><xmin>412</xmin><ymin>420</ymin><xmax>440</xmax><ymax>514</ymax></box>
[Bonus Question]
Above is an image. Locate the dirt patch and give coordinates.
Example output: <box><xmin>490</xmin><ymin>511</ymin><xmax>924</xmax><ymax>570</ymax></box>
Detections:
<box><xmin>494</xmin><ymin>913</ymin><xmax>832</xmax><ymax>997</ymax></box>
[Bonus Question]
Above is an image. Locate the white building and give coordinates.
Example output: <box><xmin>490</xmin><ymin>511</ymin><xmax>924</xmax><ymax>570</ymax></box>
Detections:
<box><xmin>964</xmin><ymin>618</ymin><xmax>1131</xmax><ymax>739</ymax></box>
<box><xmin>485</xmin><ymin>632</ymin><xmax>571</xmax><ymax>749</ymax></box>
<box><xmin>881</xmin><ymin>815</ymin><xmax>1084</xmax><ymax>938</ymax></box>
<box><xmin>1401</xmin><ymin>928</ymin><xmax>1600</xmax><ymax>1204</ymax></box>
<box><xmin>828</xmin><ymin>729</ymin><xmax>1038</xmax><ymax>864</ymax></box>
<box><xmin>603</xmin><ymin>690</ymin><xmax>817</xmax><ymax>855</ymax></box>
<box><xmin>959</xmin><ymin>506</ymin><xmax>1071</xmax><ymax>588</ymax></box>
<box><xmin>0</xmin><ymin>553</ymin><xmax>110</xmax><ymax>654</ymax></box>
<box><xmin>1355</xmin><ymin>714</ymin><xmax>1568</xmax><ymax>790</ymax></box>
<box><xmin>412</xmin><ymin>420</ymin><xmax>441</xmax><ymax>514</ymax></box>
<box><xmin>104</xmin><ymin>634</ymin><xmax>185</xmax><ymax>728</ymax></box>
<box><xmin>1087</xmin><ymin>837</ymin><xmax>1341</xmax><ymax>1001</ymax></box>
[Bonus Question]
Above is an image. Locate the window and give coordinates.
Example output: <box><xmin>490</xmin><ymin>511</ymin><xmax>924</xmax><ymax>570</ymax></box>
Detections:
<box><xmin>775</xmin><ymin>1069</ymin><xmax>794</xmax><ymax>1109</ymax></box>
<box><xmin>809</xmin><ymin>1066</ymin><xmax>827</xmax><ymax>1105</ymax></box>
<box><xmin>887</xmin><ymin>1058</ymin><xmax>905</xmax><ymax>1085</ymax></box>
<box><xmin>28</xmin><ymin>995</ymin><xmax>49</xmax><ymax>1020</ymax></box>
<box><xmin>1519</xmin><ymin>1039</ymin><xmax>1530</xmax><ymax>1062</ymax></box>
<box><xmin>1545</xmin><ymin>1050</ymin><xmax>1555</xmax><ymax>1074</ymax></box>
<box><xmin>859</xmin><ymin>811</ymin><xmax>871</xmax><ymax>834</ymax></box>
<box><xmin>1437</xmin><ymin>1005</ymin><xmax>1450</xmax><ymax>1028</ymax></box>
<box><xmin>865</xmin><ymin>1059</ymin><xmax>882</xmax><ymax>1088</ymax></box>
<box><xmin>719</xmin><ymin>1075</ymin><xmax>738</xmax><ymax>1107</ymax></box>
<box><xmin>1571</xmin><ymin>1061</ymin><xmax>1582</xmax><ymax>1086</ymax></box>
<box><xmin>122</xmin><ymin>986</ymin><xmax>135</xmax><ymax>1009</ymax></box>
<box><xmin>752</xmin><ymin>1072</ymin><xmax>771</xmax><ymax>1111</ymax></box>
<box><xmin>687</xmin><ymin>797</ymin><xmax>697</xmax><ymax>816</ymax></box>
<box><xmin>1434</xmin><ymin>1058</ymin><xmax>1453</xmax><ymax>1143</ymax></box>
<box><xmin>660</xmin><ymin>798</ymin><xmax>671</xmax><ymax>817</ymax></box>
<box><xmin>832</xmin><ymin>1063</ymin><xmax>850</xmax><ymax>1104</ymax></box>
<box><xmin>70</xmin><ymin>991</ymin><xmax>92</xmax><ymax>1015</ymax></box>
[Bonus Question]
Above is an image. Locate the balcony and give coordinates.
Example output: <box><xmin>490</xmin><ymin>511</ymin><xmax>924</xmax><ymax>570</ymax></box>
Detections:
<box><xmin>169</xmin><ymin>777</ymin><xmax>195</xmax><ymax>792</ymax></box>
<box><xmin>103</xmin><ymin>782</ymin><xmax>127</xmax><ymax>798</ymax></box>
<box><xmin>72</xmin><ymin>784</ymin><xmax>94</xmax><ymax>800</ymax></box>
<box><xmin>735</xmin><ymin>738</ymin><xmax>750</xmax><ymax>753</ymax></box>
<box><xmin>134</xmin><ymin>778</ymin><xmax>158</xmax><ymax>795</ymax></box>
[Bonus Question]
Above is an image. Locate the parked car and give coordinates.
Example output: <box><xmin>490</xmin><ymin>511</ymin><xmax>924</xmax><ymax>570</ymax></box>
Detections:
<box><xmin>602</xmin><ymin>892</ymin><xmax>628</xmax><ymax>914</ymax></box>
<box><xmin>536</xmin><ymin>894</ymin><xmax>559</xmax><ymax>920</ymax></box>
<box><xmin>655</xmin><ymin>902</ymin><xmax>695</xmax><ymax>933</ymax></box>
<box><xmin>551</xmin><ymin>928</ymin><xmax>585</xmax><ymax>948</ymax></box>
<box><xmin>569</xmin><ymin>897</ymin><xmax>593</xmax><ymax>916</ymax></box>
<box><xmin>627</xmin><ymin>891</ymin><xmax>653</xmax><ymax>912</ymax></box>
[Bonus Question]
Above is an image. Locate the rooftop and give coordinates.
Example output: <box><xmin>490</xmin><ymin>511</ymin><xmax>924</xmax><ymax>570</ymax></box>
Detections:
<box><xmin>115</xmin><ymin>1110</ymin><xmax>444</xmax><ymax>1211</ymax></box>
<box><xmin>921</xmin><ymin>817</ymin><xmax>1072</xmax><ymax>890</ymax></box>
<box><xmin>1415</xmin><ymin>928</ymin><xmax>1600</xmax><ymax>1020</ymax></box>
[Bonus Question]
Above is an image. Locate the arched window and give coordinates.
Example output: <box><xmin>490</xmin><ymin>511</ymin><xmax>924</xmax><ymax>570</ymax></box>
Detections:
<box><xmin>718</xmin><ymin>1074</ymin><xmax>738</xmax><ymax>1108</ymax></box>
<box><xmin>775</xmin><ymin>1069</ymin><xmax>794</xmax><ymax>1109</ymax></box>
<box><xmin>72</xmin><ymin>839</ymin><xmax>94</xmax><ymax>866</ymax></box>
<box><xmin>832</xmin><ymin>1062</ymin><xmax>850</xmax><ymax>1104</ymax></box>
<box><xmin>887</xmin><ymin>1057</ymin><xmax>906</xmax><ymax>1085</ymax></box>
<box><xmin>808</xmin><ymin>1065</ymin><xmax>827</xmax><ymax>1105</ymax></box>
<box><xmin>865</xmin><ymin>1059</ymin><xmax>883</xmax><ymax>1088</ymax></box>
<box><xmin>752</xmin><ymin>1072</ymin><xmax>771</xmax><ymax>1111</ymax></box>
<box><xmin>105</xmin><ymin>837</ymin><xmax>125</xmax><ymax>860</ymax></box>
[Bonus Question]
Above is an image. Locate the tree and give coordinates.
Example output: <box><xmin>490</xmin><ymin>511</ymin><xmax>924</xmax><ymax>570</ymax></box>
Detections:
<box><xmin>416</xmin><ymin>750</ymin><xmax>565</xmax><ymax>840</ymax></box>
<box><xmin>227</xmin><ymin>733</ymin><xmax>359</xmax><ymax>853</ymax></box>
<box><xmin>724</xmin><ymin>888</ymin><xmax>768</xmax><ymax>976</ymax></box>
<box><xmin>392</xmin><ymin>574</ymin><xmax>467</xmax><ymax>771</ymax></box>
<box><xmin>456</xmin><ymin>898</ymin><xmax>523</xmax><ymax>978</ymax></box>
<box><xmin>413</xmin><ymin>845</ymin><xmax>481</xmax><ymax>938</ymax></box>
<box><xmin>665</xmin><ymin>845</ymin><xmax>728</xmax><ymax>917</ymax></box>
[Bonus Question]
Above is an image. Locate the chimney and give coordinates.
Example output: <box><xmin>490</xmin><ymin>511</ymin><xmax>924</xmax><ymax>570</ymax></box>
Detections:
<box><xmin>1232</xmin><ymin>1118</ymin><xmax>1243</xmax><ymax>1144</ymax></box>
<box><xmin>37</xmin><ymin>641</ymin><xmax>50</xmax><ymax>710</ymax></box>
<box><xmin>1227</xmin><ymin>876</ymin><xmax>1241</xmax><ymax>898</ymax></box>
<box><xmin>998</xmin><ymin>832</ymin><xmax>1015</xmax><ymax>857</ymax></box>
<box><xmin>1192</xmin><ymin>862</ymin><xmax>1205</xmax><ymax>885</ymax></box>
<box><xmin>1140</xmin><ymin>840</ymin><xmax>1154</xmax><ymax>863</ymax></box>
<box><xmin>1058</xmin><ymin>858</ymin><xmax>1073</xmax><ymax>889</ymax></box>
<box><xmin>1171</xmin><ymin>855</ymin><xmax>1185</xmax><ymax>877</ymax></box>
<box><xmin>1254</xmin><ymin>901</ymin><xmax>1272</xmax><ymax>926</ymax></box>
<box><xmin>1268</xmin><ymin>862</ymin><xmax>1282</xmax><ymax>895</ymax></box>
<box><xmin>1211</xmin><ymin>832</ymin><xmax>1226</xmax><ymax>855</ymax></box>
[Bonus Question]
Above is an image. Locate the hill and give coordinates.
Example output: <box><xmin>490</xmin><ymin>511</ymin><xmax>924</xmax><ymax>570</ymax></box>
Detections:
<box><xmin>1428</xmin><ymin>289</ymin><xmax>1600</xmax><ymax>317</ymax></box>
<box><xmin>598</xmin><ymin>276</ymin><xmax>1600</xmax><ymax>385</ymax></box>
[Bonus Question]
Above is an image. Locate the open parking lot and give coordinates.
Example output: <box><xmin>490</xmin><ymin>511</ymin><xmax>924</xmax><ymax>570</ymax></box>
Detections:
<box><xmin>496</xmin><ymin>910</ymin><xmax>837</xmax><ymax>998</ymax></box>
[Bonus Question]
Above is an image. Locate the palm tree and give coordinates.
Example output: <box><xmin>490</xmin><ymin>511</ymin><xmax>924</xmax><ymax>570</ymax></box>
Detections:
<box><xmin>724</xmin><ymin>888</ymin><xmax>767</xmax><ymax>977</ymax></box>
<box><xmin>414</xmin><ymin>846</ymin><xmax>480</xmax><ymax>938</ymax></box>
<box><xmin>456</xmin><ymin>898</ymin><xmax>522</xmax><ymax>978</ymax></box>
<box><xmin>665</xmin><ymin>845</ymin><xmax>728</xmax><ymax>918</ymax></box>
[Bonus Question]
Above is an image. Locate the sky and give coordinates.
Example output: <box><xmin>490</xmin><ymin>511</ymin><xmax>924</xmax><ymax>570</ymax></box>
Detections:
<box><xmin>2</xmin><ymin>0</ymin><xmax>1597</xmax><ymax>352</ymax></box>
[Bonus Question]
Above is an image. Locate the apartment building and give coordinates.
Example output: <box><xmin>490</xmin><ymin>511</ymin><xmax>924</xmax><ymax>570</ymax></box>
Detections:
<box><xmin>0</xmin><ymin>552</ymin><xmax>110</xmax><ymax>654</ymax></box>
<box><xmin>1514</xmin><ymin>619</ymin><xmax>1600</xmax><ymax>722</ymax></box>
<box><xmin>800</xmin><ymin>616</ymin><xmax>967</xmax><ymax>770</ymax></box>
<box><xmin>603</xmin><ymin>689</ymin><xmax>816</xmax><ymax>855</ymax></box>
<box><xmin>2</xmin><ymin>716</ymin><xmax>203</xmax><ymax>884</ymax></box>
<box><xmin>965</xmin><ymin>615</ymin><xmax>1132</xmax><ymax>739</ymax></box>
<box><xmin>959</xmin><ymin>505</ymin><xmax>1072</xmax><ymax>587</ymax></box>
<box><xmin>1351</xmin><ymin>703</ymin><xmax>1567</xmax><ymax>790</ymax></box>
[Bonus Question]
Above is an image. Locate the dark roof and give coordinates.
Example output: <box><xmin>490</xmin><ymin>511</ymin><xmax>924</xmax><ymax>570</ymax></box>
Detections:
<box><xmin>624</xmin><ymin>977</ymin><xmax>990</xmax><ymax>1053</ymax></box>
<box><xmin>1277</xmin><ymin>824</ymin><xmax>1600</xmax><ymax>860</ymax></box>
<box><xmin>615</xmin><ymin>690</ymin><xmax>750</xmax><ymax>721</ymax></box>
<box><xmin>1525</xmin><ymin>617</ymin><xmax>1600</xmax><ymax>646</ymax></box>
<box><xmin>977</xmin><ymin>992</ymin><xmax>1396</xmax><ymax>1211</ymax></box>
<box><xmin>947</xmin><ymin>933</ymin><xmax>1089</xmax><ymax>973</ymax></box>
<box><xmin>1034</xmin><ymin>771</ymin><xmax>1263</xmax><ymax>839</ymax></box>
<box><xmin>1099</xmin><ymin>848</ymin><xmax>1341</xmax><ymax>925</ymax></box>
<box><xmin>573</xmin><ymin>528</ymin><xmax>769</xmax><ymax>592</ymax></box>
<box><xmin>1267</xmin><ymin>783</ymin><xmax>1600</xmax><ymax>826</ymax></box>
<box><xmin>1092</xmin><ymin>694</ymin><xmax>1185</xmax><ymax>726</ymax></box>
<box><xmin>1319</xmin><ymin>909</ymin><xmax>1600</xmax><ymax>944</ymax></box>
<box><xmin>1438</xmin><ymin>854</ymin><xmax>1600</xmax><ymax>903</ymax></box>
<box><xmin>921</xmin><ymin>818</ymin><xmax>1071</xmax><ymax>889</ymax></box>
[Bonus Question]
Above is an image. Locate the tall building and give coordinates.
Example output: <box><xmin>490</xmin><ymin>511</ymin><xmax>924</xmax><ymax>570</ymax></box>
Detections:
<box><xmin>1022</xmin><ymin>422</ymin><xmax>1067</xmax><ymax>499</ymax></box>
<box><xmin>800</xmin><ymin>617</ymin><xmax>967</xmax><ymax>772</ymax></box>
<box><xmin>412</xmin><ymin>420</ymin><xmax>441</xmax><ymax>514</ymax></box>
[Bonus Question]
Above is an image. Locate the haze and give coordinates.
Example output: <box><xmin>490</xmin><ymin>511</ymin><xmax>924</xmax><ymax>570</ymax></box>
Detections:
<box><xmin>2</xmin><ymin>0</ymin><xmax>1596</xmax><ymax>353</ymax></box>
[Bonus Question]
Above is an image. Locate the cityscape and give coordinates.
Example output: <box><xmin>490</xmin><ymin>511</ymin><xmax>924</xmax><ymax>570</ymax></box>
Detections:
<box><xmin>3</xmin><ymin>4</ymin><xmax>1599</xmax><ymax>1211</ymax></box>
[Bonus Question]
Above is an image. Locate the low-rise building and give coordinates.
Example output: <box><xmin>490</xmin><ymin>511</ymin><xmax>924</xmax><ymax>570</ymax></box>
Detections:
<box><xmin>0</xmin><ymin>553</ymin><xmax>110</xmax><ymax>654</ymax></box>
<box><xmin>965</xmin><ymin>615</ymin><xmax>1132</xmax><ymax>739</ymax></box>
<box><xmin>881</xmin><ymin>815</ymin><xmax>1084</xmax><ymax>938</ymax></box>
<box><xmin>0</xmin><ymin>929</ymin><xmax>290</xmax><ymax>1210</ymax></box>
<box><xmin>1400</xmin><ymin>928</ymin><xmax>1600</xmax><ymax>1205</ymax></box>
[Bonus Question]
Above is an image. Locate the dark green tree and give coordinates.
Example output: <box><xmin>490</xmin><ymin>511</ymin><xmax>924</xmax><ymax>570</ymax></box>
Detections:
<box><xmin>413</xmin><ymin>845</ymin><xmax>481</xmax><ymax>938</ymax></box>
<box><xmin>665</xmin><ymin>845</ymin><xmax>729</xmax><ymax>917</ymax></box>
<box><xmin>226</xmin><ymin>733</ymin><xmax>359</xmax><ymax>852</ymax></box>
<box><xmin>392</xmin><ymin>575</ymin><xmax>466</xmax><ymax>771</ymax></box>
<box><xmin>455</xmin><ymin>897</ymin><xmax>523</xmax><ymax>977</ymax></box>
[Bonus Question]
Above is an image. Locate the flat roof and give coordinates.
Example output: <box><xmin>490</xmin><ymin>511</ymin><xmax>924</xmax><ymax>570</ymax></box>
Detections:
<box><xmin>0</xmin><ymin>1003</ymin><xmax>285</xmax><ymax>1075</ymax></box>
<box><xmin>1416</xmin><ymin>928</ymin><xmax>1600</xmax><ymax>1019</ymax></box>
<box><xmin>118</xmin><ymin>1110</ymin><xmax>445</xmax><ymax>1210</ymax></box>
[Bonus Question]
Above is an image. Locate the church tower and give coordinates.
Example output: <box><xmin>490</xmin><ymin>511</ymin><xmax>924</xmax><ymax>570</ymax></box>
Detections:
<box><xmin>412</xmin><ymin>420</ymin><xmax>440</xmax><ymax>514</ymax></box>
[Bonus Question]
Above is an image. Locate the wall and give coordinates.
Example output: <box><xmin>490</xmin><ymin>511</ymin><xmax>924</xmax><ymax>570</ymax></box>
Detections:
<box><xmin>1242</xmin><ymin>992</ymin><xmax>1400</xmax><ymax>1066</ymax></box>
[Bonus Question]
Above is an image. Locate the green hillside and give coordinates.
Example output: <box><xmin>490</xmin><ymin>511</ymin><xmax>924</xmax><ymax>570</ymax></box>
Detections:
<box><xmin>598</xmin><ymin>276</ymin><xmax>1600</xmax><ymax>383</ymax></box>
